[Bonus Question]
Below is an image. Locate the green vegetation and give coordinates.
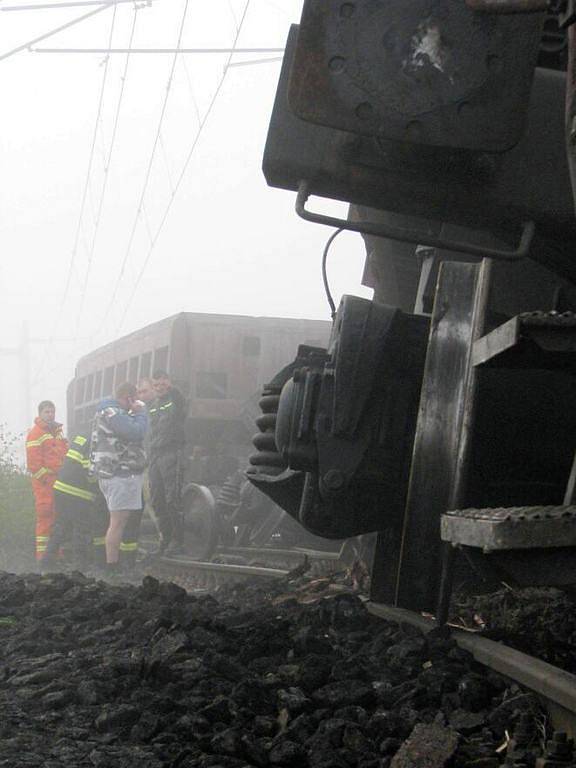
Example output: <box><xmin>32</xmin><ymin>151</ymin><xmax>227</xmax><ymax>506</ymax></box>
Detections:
<box><xmin>0</xmin><ymin>425</ymin><xmax>35</xmax><ymax>571</ymax></box>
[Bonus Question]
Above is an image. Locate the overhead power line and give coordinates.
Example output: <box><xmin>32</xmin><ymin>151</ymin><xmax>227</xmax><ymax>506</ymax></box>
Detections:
<box><xmin>97</xmin><ymin>0</ymin><xmax>191</xmax><ymax>334</ymax></box>
<box><xmin>228</xmin><ymin>55</ymin><xmax>282</xmax><ymax>68</ymax></box>
<box><xmin>0</xmin><ymin>1</ymin><xmax>112</xmax><ymax>61</ymax></box>
<box><xmin>32</xmin><ymin>1</ymin><xmax>117</xmax><ymax>386</ymax></box>
<box><xmin>33</xmin><ymin>46</ymin><xmax>284</xmax><ymax>53</ymax></box>
<box><xmin>2</xmin><ymin>0</ymin><xmax>150</xmax><ymax>10</ymax></box>
<box><xmin>115</xmin><ymin>0</ymin><xmax>252</xmax><ymax>333</ymax></box>
<box><xmin>75</xmin><ymin>2</ymin><xmax>139</xmax><ymax>332</ymax></box>
<box><xmin>73</xmin><ymin>1</ymin><xmax>118</xmax><ymax>332</ymax></box>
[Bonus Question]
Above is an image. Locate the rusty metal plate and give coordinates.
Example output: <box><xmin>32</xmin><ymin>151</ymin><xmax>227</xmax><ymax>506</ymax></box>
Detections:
<box><xmin>289</xmin><ymin>0</ymin><xmax>544</xmax><ymax>151</ymax></box>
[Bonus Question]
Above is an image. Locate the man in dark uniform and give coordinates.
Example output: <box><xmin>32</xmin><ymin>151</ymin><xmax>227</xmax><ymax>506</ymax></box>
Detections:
<box><xmin>149</xmin><ymin>369</ymin><xmax>187</xmax><ymax>554</ymax></box>
<box><xmin>41</xmin><ymin>432</ymin><xmax>98</xmax><ymax>572</ymax></box>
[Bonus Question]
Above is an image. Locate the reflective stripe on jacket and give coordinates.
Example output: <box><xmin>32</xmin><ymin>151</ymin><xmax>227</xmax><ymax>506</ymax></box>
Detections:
<box><xmin>149</xmin><ymin>386</ymin><xmax>186</xmax><ymax>458</ymax></box>
<box><xmin>26</xmin><ymin>418</ymin><xmax>68</xmax><ymax>483</ymax></box>
<box><xmin>53</xmin><ymin>433</ymin><xmax>96</xmax><ymax>503</ymax></box>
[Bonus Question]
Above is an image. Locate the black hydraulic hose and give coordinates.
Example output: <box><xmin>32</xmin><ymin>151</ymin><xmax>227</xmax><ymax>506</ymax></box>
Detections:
<box><xmin>322</xmin><ymin>228</ymin><xmax>343</xmax><ymax>320</ymax></box>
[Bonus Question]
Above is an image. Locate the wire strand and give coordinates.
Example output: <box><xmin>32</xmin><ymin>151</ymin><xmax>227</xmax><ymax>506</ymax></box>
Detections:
<box><xmin>115</xmin><ymin>0</ymin><xmax>251</xmax><ymax>333</ymax></box>
<box><xmin>31</xmin><ymin>2</ymin><xmax>118</xmax><ymax>386</ymax></box>
<box><xmin>98</xmin><ymin>0</ymin><xmax>191</xmax><ymax>334</ymax></box>
<box><xmin>0</xmin><ymin>1</ymin><xmax>113</xmax><ymax>62</ymax></box>
<box><xmin>75</xmin><ymin>2</ymin><xmax>138</xmax><ymax>331</ymax></box>
<box><xmin>73</xmin><ymin>2</ymin><xmax>117</xmax><ymax>330</ymax></box>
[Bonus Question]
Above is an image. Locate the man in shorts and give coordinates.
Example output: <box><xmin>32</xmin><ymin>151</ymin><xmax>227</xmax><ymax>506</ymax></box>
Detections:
<box><xmin>90</xmin><ymin>382</ymin><xmax>148</xmax><ymax>574</ymax></box>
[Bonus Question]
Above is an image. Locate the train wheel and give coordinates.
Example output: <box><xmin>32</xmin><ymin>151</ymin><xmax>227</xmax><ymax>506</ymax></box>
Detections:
<box><xmin>180</xmin><ymin>484</ymin><xmax>219</xmax><ymax>561</ymax></box>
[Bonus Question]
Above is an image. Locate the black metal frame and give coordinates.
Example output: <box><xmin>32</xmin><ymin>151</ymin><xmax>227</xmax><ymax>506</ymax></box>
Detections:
<box><xmin>296</xmin><ymin>181</ymin><xmax>536</xmax><ymax>261</ymax></box>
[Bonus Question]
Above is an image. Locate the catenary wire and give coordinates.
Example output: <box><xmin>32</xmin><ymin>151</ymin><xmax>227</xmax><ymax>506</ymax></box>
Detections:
<box><xmin>96</xmin><ymin>0</ymin><xmax>192</xmax><ymax>335</ymax></box>
<box><xmin>115</xmin><ymin>0</ymin><xmax>251</xmax><ymax>333</ymax></box>
<box><xmin>0</xmin><ymin>1</ymin><xmax>115</xmax><ymax>61</ymax></box>
<box><xmin>74</xmin><ymin>2</ymin><xmax>139</xmax><ymax>332</ymax></box>
<box><xmin>31</xmin><ymin>1</ymin><xmax>119</xmax><ymax>387</ymax></box>
<box><xmin>181</xmin><ymin>54</ymin><xmax>201</xmax><ymax>126</ymax></box>
<box><xmin>1</xmin><ymin>0</ymin><xmax>147</xmax><ymax>9</ymax></box>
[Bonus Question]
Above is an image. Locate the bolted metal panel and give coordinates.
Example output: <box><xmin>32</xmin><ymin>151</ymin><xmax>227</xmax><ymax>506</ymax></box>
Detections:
<box><xmin>289</xmin><ymin>0</ymin><xmax>544</xmax><ymax>151</ymax></box>
<box><xmin>263</xmin><ymin>27</ymin><xmax>576</xmax><ymax>283</ymax></box>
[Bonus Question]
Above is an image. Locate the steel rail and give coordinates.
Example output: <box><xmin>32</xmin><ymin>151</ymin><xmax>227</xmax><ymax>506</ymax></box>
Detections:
<box><xmin>145</xmin><ymin>553</ymin><xmax>576</xmax><ymax>735</ymax></box>
<box><xmin>159</xmin><ymin>556</ymin><xmax>289</xmax><ymax>579</ymax></box>
<box><xmin>368</xmin><ymin>603</ymin><xmax>576</xmax><ymax>735</ymax></box>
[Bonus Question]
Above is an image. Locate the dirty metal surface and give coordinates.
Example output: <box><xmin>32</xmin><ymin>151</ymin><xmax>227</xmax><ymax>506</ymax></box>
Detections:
<box><xmin>264</xmin><ymin>29</ymin><xmax>576</xmax><ymax>282</ymax></box>
<box><xmin>289</xmin><ymin>0</ymin><xmax>543</xmax><ymax>150</ymax></box>
<box><xmin>441</xmin><ymin>505</ymin><xmax>576</xmax><ymax>550</ymax></box>
<box><xmin>466</xmin><ymin>0</ymin><xmax>548</xmax><ymax>11</ymax></box>
<box><xmin>390</xmin><ymin>261</ymin><xmax>484</xmax><ymax>611</ymax></box>
<box><xmin>473</xmin><ymin>311</ymin><xmax>576</xmax><ymax>368</ymax></box>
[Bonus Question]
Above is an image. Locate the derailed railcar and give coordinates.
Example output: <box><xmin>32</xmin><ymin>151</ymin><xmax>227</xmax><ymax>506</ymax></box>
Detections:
<box><xmin>251</xmin><ymin>1</ymin><xmax>576</xmax><ymax>615</ymax></box>
<box><xmin>68</xmin><ymin>311</ymin><xmax>331</xmax><ymax>453</ymax></box>
<box><xmin>67</xmin><ymin>312</ymin><xmax>333</xmax><ymax>559</ymax></box>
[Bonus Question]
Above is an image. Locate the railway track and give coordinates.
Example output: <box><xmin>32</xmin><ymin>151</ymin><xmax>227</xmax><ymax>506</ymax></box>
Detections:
<box><xmin>144</xmin><ymin>544</ymin><xmax>351</xmax><ymax>590</ymax></box>
<box><xmin>143</xmin><ymin>554</ymin><xmax>576</xmax><ymax>740</ymax></box>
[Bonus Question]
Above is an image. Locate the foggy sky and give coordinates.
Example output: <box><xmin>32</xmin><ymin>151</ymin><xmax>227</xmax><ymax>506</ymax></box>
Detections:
<box><xmin>0</xmin><ymin>0</ymin><xmax>372</xmax><ymax>446</ymax></box>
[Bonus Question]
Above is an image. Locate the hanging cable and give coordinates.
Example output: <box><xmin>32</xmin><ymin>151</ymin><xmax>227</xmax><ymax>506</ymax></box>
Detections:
<box><xmin>74</xmin><ymin>2</ymin><xmax>138</xmax><ymax>332</ymax></box>
<box><xmin>322</xmin><ymin>228</ymin><xmax>342</xmax><ymax>320</ymax></box>
<box><xmin>97</xmin><ymin>0</ymin><xmax>191</xmax><ymax>335</ymax></box>
<box><xmin>32</xmin><ymin>1</ymin><xmax>118</xmax><ymax>387</ymax></box>
<box><xmin>115</xmin><ymin>0</ymin><xmax>251</xmax><ymax>333</ymax></box>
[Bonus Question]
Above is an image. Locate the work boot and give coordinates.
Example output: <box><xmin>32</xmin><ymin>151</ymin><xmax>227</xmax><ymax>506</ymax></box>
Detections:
<box><xmin>102</xmin><ymin>562</ymin><xmax>123</xmax><ymax>584</ymax></box>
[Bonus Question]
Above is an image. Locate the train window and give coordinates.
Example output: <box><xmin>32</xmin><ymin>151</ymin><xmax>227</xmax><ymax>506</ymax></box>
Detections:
<box><xmin>140</xmin><ymin>352</ymin><xmax>152</xmax><ymax>378</ymax></box>
<box><xmin>116</xmin><ymin>360</ymin><xmax>128</xmax><ymax>386</ymax></box>
<box><xmin>103</xmin><ymin>366</ymin><xmax>114</xmax><ymax>397</ymax></box>
<box><xmin>75</xmin><ymin>377</ymin><xmax>85</xmax><ymax>406</ymax></box>
<box><xmin>85</xmin><ymin>373</ymin><xmax>94</xmax><ymax>403</ymax></box>
<box><xmin>84</xmin><ymin>404</ymin><xmax>96</xmax><ymax>425</ymax></box>
<box><xmin>129</xmin><ymin>356</ymin><xmax>139</xmax><ymax>383</ymax></box>
<box><xmin>153</xmin><ymin>346</ymin><xmax>169</xmax><ymax>373</ymax></box>
<box><xmin>94</xmin><ymin>370</ymin><xmax>103</xmax><ymax>401</ymax></box>
<box><xmin>196</xmin><ymin>372</ymin><xmax>228</xmax><ymax>399</ymax></box>
<box><xmin>242</xmin><ymin>336</ymin><xmax>261</xmax><ymax>357</ymax></box>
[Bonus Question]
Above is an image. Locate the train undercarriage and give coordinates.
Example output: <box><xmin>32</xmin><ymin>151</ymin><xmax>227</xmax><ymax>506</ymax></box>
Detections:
<box><xmin>244</xmin><ymin>1</ymin><xmax>576</xmax><ymax>615</ymax></box>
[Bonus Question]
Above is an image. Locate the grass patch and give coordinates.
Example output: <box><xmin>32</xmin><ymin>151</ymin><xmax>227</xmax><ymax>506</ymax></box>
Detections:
<box><xmin>0</xmin><ymin>425</ymin><xmax>35</xmax><ymax>571</ymax></box>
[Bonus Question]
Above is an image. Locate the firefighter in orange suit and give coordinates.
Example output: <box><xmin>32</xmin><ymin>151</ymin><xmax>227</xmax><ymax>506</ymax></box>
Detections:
<box><xmin>26</xmin><ymin>400</ymin><xmax>68</xmax><ymax>560</ymax></box>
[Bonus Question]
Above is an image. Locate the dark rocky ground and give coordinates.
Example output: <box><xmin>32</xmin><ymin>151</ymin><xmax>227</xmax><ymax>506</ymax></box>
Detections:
<box><xmin>452</xmin><ymin>586</ymin><xmax>576</xmax><ymax>675</ymax></box>
<box><xmin>0</xmin><ymin>570</ymin><xmax>554</xmax><ymax>768</ymax></box>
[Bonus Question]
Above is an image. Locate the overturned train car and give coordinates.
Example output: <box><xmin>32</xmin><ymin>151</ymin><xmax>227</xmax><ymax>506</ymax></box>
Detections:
<box><xmin>68</xmin><ymin>312</ymin><xmax>332</xmax><ymax>557</ymax></box>
<box><xmin>250</xmin><ymin>1</ymin><xmax>576</xmax><ymax>613</ymax></box>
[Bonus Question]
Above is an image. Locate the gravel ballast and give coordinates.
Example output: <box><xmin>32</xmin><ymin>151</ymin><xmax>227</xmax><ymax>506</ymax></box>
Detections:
<box><xmin>0</xmin><ymin>571</ymin><xmax>550</xmax><ymax>767</ymax></box>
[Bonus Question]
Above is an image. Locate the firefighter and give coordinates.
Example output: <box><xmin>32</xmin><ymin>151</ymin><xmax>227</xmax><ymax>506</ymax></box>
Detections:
<box><xmin>149</xmin><ymin>370</ymin><xmax>187</xmax><ymax>554</ymax></box>
<box><xmin>26</xmin><ymin>401</ymin><xmax>68</xmax><ymax>561</ymax></box>
<box><xmin>41</xmin><ymin>432</ymin><xmax>98</xmax><ymax>572</ymax></box>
